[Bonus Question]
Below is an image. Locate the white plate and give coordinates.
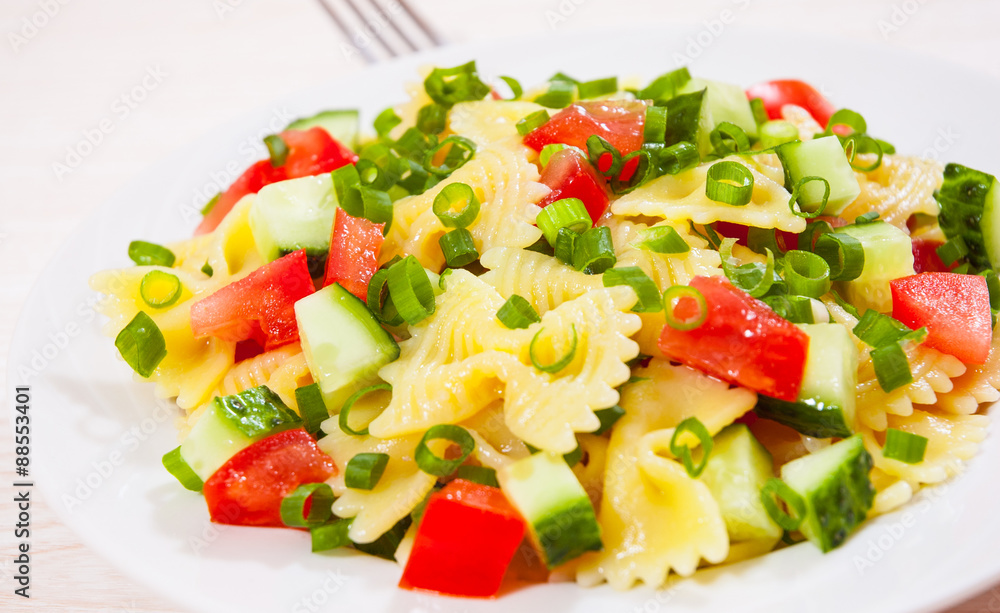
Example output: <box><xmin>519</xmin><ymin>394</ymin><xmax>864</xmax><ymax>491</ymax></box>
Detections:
<box><xmin>11</xmin><ymin>25</ymin><xmax>1000</xmax><ymax>613</ymax></box>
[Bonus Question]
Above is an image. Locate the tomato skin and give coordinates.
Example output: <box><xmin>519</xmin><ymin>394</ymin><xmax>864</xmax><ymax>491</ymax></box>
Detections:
<box><xmin>745</xmin><ymin>80</ymin><xmax>836</xmax><ymax>128</ymax></box>
<box><xmin>203</xmin><ymin>428</ymin><xmax>335</xmax><ymax>527</ymax></box>
<box><xmin>537</xmin><ymin>149</ymin><xmax>611</xmax><ymax>223</ymax></box>
<box><xmin>190</xmin><ymin>249</ymin><xmax>315</xmax><ymax>350</ymax></box>
<box><xmin>910</xmin><ymin>238</ymin><xmax>957</xmax><ymax>273</ymax></box>
<box><xmin>658</xmin><ymin>276</ymin><xmax>810</xmax><ymax>401</ymax></box>
<box><xmin>524</xmin><ymin>100</ymin><xmax>646</xmax><ymax>156</ymax></box>
<box><xmin>890</xmin><ymin>272</ymin><xmax>992</xmax><ymax>364</ymax></box>
<box><xmin>197</xmin><ymin>160</ymin><xmax>288</xmax><ymax>236</ymax></box>
<box><xmin>322</xmin><ymin>209</ymin><xmax>384</xmax><ymax>300</ymax></box>
<box><xmin>400</xmin><ymin>479</ymin><xmax>526</xmax><ymax>598</ymax></box>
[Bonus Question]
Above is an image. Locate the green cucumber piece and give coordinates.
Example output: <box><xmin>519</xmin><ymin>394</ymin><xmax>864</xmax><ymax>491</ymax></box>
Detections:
<box><xmin>935</xmin><ymin>163</ymin><xmax>1000</xmax><ymax>271</ymax></box>
<box><xmin>214</xmin><ymin>385</ymin><xmax>302</xmax><ymax>439</ymax></box>
<box><xmin>664</xmin><ymin>89</ymin><xmax>713</xmax><ymax>156</ymax></box>
<box><xmin>755</xmin><ymin>323</ymin><xmax>858</xmax><ymax>438</ymax></box>
<box><xmin>780</xmin><ymin>435</ymin><xmax>875</xmax><ymax>552</ymax></box>
<box><xmin>249</xmin><ymin>174</ymin><xmax>338</xmax><ymax>265</ymax></box>
<box><xmin>776</xmin><ymin>135</ymin><xmax>861</xmax><ymax>215</ymax></box>
<box><xmin>699</xmin><ymin>424</ymin><xmax>781</xmax><ymax>542</ymax></box>
<box><xmin>677</xmin><ymin>78</ymin><xmax>758</xmax><ymax>139</ymax></box>
<box><xmin>834</xmin><ymin>221</ymin><xmax>914</xmax><ymax>313</ymax></box>
<box><xmin>498</xmin><ymin>451</ymin><xmax>602</xmax><ymax>568</ymax></box>
<box><xmin>287</xmin><ymin>109</ymin><xmax>360</xmax><ymax>151</ymax></box>
<box><xmin>295</xmin><ymin>283</ymin><xmax>400</xmax><ymax>409</ymax></box>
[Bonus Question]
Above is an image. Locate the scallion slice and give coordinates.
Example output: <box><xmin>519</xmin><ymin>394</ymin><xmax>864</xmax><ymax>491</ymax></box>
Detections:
<box><xmin>387</xmin><ymin>255</ymin><xmax>436</xmax><ymax>325</ymax></box>
<box><xmin>747</xmin><ymin>227</ymin><xmax>786</xmax><ymax>257</ymax></box>
<box><xmin>339</xmin><ymin>383</ymin><xmax>391</xmax><ymax>436</ymax></box>
<box><xmin>643</xmin><ymin>106</ymin><xmax>667</xmax><ymax>144</ymax></box>
<box><xmin>883</xmin><ymin>428</ymin><xmax>928</xmax><ymax>464</ymax></box>
<box><xmin>415</xmin><ymin>424</ymin><xmax>475</xmax><ymax>477</ymax></box>
<box><xmin>439</xmin><ymin>229</ymin><xmax>479</xmax><ymax>267</ymax></box>
<box><xmin>294</xmin><ymin>383</ymin><xmax>329</xmax><ymax>436</ymax></box>
<box><xmin>374</xmin><ymin>107</ymin><xmax>402</xmax><ymax>137</ymax></box>
<box><xmin>855</xmin><ymin>211</ymin><xmax>880</xmax><ymax>225</ymax></box>
<box><xmin>788</xmin><ymin>176</ymin><xmax>830</xmax><ymax>218</ymax></box>
<box><xmin>936</xmin><ymin>236</ymin><xmax>969</xmax><ymax>267</ymax></box>
<box><xmin>611</xmin><ymin>150</ymin><xmax>654</xmax><ymax>195</ymax></box>
<box><xmin>759</xmin><ymin>120</ymin><xmax>799</xmax><ymax>150</ymax></box>
<box><xmin>416</xmin><ymin>103</ymin><xmax>448</xmax><ymax>134</ymax></box>
<box><xmin>161</xmin><ymin>447</ymin><xmax>203</xmax><ymax>492</ymax></box>
<box><xmin>432</xmin><ymin>182</ymin><xmax>480</xmax><ymax>228</ymax></box>
<box><xmin>534</xmin><ymin>79</ymin><xmax>576</xmax><ymax>109</ymax></box>
<box><xmin>798</xmin><ymin>219</ymin><xmax>834</xmax><ymax>252</ymax></box>
<box><xmin>201</xmin><ymin>261</ymin><xmax>213</xmax><ymax>277</ymax></box>
<box><xmin>115</xmin><ymin>311</ymin><xmax>166</xmax><ymax>378</ymax></box>
<box><xmin>423</xmin><ymin>61</ymin><xmax>490</xmax><ymax>107</ymax></box>
<box><xmin>280</xmin><ymin>483</ymin><xmax>334</xmax><ymax>528</ymax></box>
<box><xmin>871</xmin><ymin>342</ymin><xmax>913</xmax><ymax>392</ymax></box>
<box><xmin>499</xmin><ymin>75</ymin><xmax>523</xmax><ymax>100</ymax></box>
<box><xmin>496</xmin><ymin>294</ymin><xmax>541</xmax><ymax>329</ymax></box>
<box><xmin>636</xmin><ymin>67</ymin><xmax>690</xmax><ymax>102</ymax></box>
<box><xmin>345</xmin><ymin>453</ymin><xmax>390</xmax><ymax>490</ymax></box>
<box><xmin>554</xmin><ymin>227</ymin><xmax>578</xmax><ymax>265</ymax></box>
<box><xmin>310</xmin><ymin>518</ymin><xmax>353</xmax><ymax>552</ymax></box>
<box><xmin>529</xmin><ymin>324</ymin><xmax>578</xmax><ymax>374</ymax></box>
<box><xmin>980</xmin><ymin>269</ymin><xmax>1000</xmax><ymax>311</ymax></box>
<box><xmin>814</xmin><ymin>233</ymin><xmax>865</xmax><ymax>281</ymax></box>
<box><xmin>356</xmin><ymin>158</ymin><xmax>396</xmax><ymax>192</ymax></box>
<box><xmin>749</xmin><ymin>97</ymin><xmax>768</xmax><ymax>126</ymax></box>
<box><xmin>539</xmin><ymin>143</ymin><xmax>583</xmax><ymax>167</ymax></box>
<box><xmin>630</xmin><ymin>225</ymin><xmax>690</xmax><ymax>254</ymax></box>
<box><xmin>516</xmin><ymin>109</ymin><xmax>550</xmax><ymax>136</ymax></box>
<box><xmin>763</xmin><ymin>294</ymin><xmax>816</xmax><ymax>324</ymax></box>
<box><xmin>572</xmin><ymin>226</ymin><xmax>616</xmax><ymax>274</ymax></box>
<box><xmin>647</xmin><ymin>141</ymin><xmax>699</xmax><ymax>175</ymax></box>
<box><xmin>852</xmin><ymin>310</ymin><xmax>924</xmax><ymax>348</ymax></box>
<box><xmin>263</xmin><ymin>134</ymin><xmax>289</xmax><ymax>167</ymax></box>
<box><xmin>669</xmin><ymin>417</ymin><xmax>713</xmax><ymax>478</ymax></box>
<box><xmin>709</xmin><ymin>121</ymin><xmax>751</xmax><ymax>156</ymax></box>
<box><xmin>366</xmin><ymin>269</ymin><xmax>403</xmax><ymax>326</ymax></box>
<box><xmin>201</xmin><ymin>192</ymin><xmax>220</xmax><ymax>216</ymax></box>
<box><xmin>663</xmin><ymin>285</ymin><xmax>708</xmax><ymax>331</ymax></box>
<box><xmin>424</xmin><ymin>136</ymin><xmax>476</xmax><ymax>177</ymax></box>
<box><xmin>825</xmin><ymin>108</ymin><xmax>867</xmax><ymax>136</ymax></box>
<box><xmin>844</xmin><ymin>134</ymin><xmax>884</xmax><ymax>172</ymax></box>
<box><xmin>720</xmin><ymin>239</ymin><xmax>776</xmax><ymax>298</ymax></box>
<box><xmin>128</xmin><ymin>240</ymin><xmax>176</xmax><ymax>267</ymax></box>
<box><xmin>536</xmin><ymin>197</ymin><xmax>592</xmax><ymax>246</ymax></box>
<box><xmin>603</xmin><ymin>266</ymin><xmax>663</xmax><ymax>313</ymax></box>
<box><xmin>760</xmin><ymin>478</ymin><xmax>806</xmax><ymax>531</ymax></box>
<box><xmin>342</xmin><ymin>186</ymin><xmax>393</xmax><ymax>227</ymax></box>
<box><xmin>139</xmin><ymin>270</ymin><xmax>182</xmax><ymax>308</ymax></box>
<box><xmin>331</xmin><ymin>163</ymin><xmax>361</xmax><ymax>203</ymax></box>
<box><xmin>577</xmin><ymin>76</ymin><xmax>618</xmax><ymax>99</ymax></box>
<box><xmin>706</xmin><ymin>161</ymin><xmax>754</xmax><ymax>207</ymax></box>
<box><xmin>784</xmin><ymin>250</ymin><xmax>832</xmax><ymax>298</ymax></box>
<box><xmin>587</xmin><ymin>135</ymin><xmax>622</xmax><ymax>178</ymax></box>
<box><xmin>593</xmin><ymin>405</ymin><xmax>625</xmax><ymax>435</ymax></box>
<box><xmin>455</xmin><ymin>465</ymin><xmax>499</xmax><ymax>487</ymax></box>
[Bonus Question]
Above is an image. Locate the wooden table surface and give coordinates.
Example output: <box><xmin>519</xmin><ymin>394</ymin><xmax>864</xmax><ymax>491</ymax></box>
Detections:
<box><xmin>2</xmin><ymin>0</ymin><xmax>999</xmax><ymax>610</ymax></box>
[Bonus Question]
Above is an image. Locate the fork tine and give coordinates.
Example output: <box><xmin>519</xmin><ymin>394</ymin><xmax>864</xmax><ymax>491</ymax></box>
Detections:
<box><xmin>342</xmin><ymin>0</ymin><xmax>402</xmax><ymax>57</ymax></box>
<box><xmin>396</xmin><ymin>0</ymin><xmax>446</xmax><ymax>47</ymax></box>
<box><xmin>370</xmin><ymin>0</ymin><xmax>422</xmax><ymax>53</ymax></box>
<box><xmin>313</xmin><ymin>0</ymin><xmax>380</xmax><ymax>64</ymax></box>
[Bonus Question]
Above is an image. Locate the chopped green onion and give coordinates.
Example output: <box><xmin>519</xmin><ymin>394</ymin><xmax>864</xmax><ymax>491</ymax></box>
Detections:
<box><xmin>630</xmin><ymin>225</ymin><xmax>690</xmax><ymax>254</ymax></box>
<box><xmin>374</xmin><ymin>107</ymin><xmax>402</xmax><ymax>137</ymax></box>
<box><xmin>593</xmin><ymin>405</ymin><xmax>625</xmax><ymax>435</ymax></box>
<box><xmin>871</xmin><ymin>342</ymin><xmax>913</xmax><ymax>392</ymax></box>
<box><xmin>611</xmin><ymin>150</ymin><xmax>654</xmax><ymax>195</ymax></box>
<box><xmin>432</xmin><ymin>182</ymin><xmax>480</xmax><ymax>228</ymax></box>
<box><xmin>747</xmin><ymin>227</ymin><xmax>787</xmax><ymax>257</ymax></box>
<box><xmin>832</xmin><ymin>289</ymin><xmax>860</xmax><ymax>319</ymax></box>
<box><xmin>423</xmin><ymin>61</ymin><xmax>490</xmax><ymax>108</ymax></box>
<box><xmin>499</xmin><ymin>75</ymin><xmax>523</xmax><ymax>100</ymax></box>
<box><xmin>366</xmin><ymin>268</ymin><xmax>404</xmax><ymax>326</ymax></box>
<box><xmin>139</xmin><ymin>270</ymin><xmax>182</xmax><ymax>309</ymax></box>
<box><xmin>586</xmin><ymin>135</ymin><xmax>622</xmax><ymax>178</ymax></box>
<box><xmin>387</xmin><ymin>255</ymin><xmax>436</xmax><ymax>325</ymax></box>
<box><xmin>603</xmin><ymin>266</ymin><xmax>663</xmax><ymax>313</ymax></box>
<box><xmin>980</xmin><ymin>269</ymin><xmax>1000</xmax><ymax>311</ymax></box>
<box><xmin>529</xmin><ymin>324</ymin><xmax>578</xmax><ymax>373</ymax></box>
<box><xmin>576</xmin><ymin>76</ymin><xmax>617</xmax><ymax>99</ymax></box>
<box><xmin>339</xmin><ymin>383</ymin><xmax>391</xmax><ymax>436</ymax></box>
<box><xmin>415</xmin><ymin>424</ymin><xmax>475</xmax><ymax>477</ymax></box>
<box><xmin>355</xmin><ymin>158</ymin><xmax>395</xmax><ymax>192</ymax></box>
<box><xmin>525</xmin><ymin>236</ymin><xmax>555</xmax><ymax>257</ymax></box>
<box><xmin>646</xmin><ymin>141</ymin><xmax>700</xmax><ymax>175</ymax></box>
<box><xmin>788</xmin><ymin>176</ymin><xmax>831</xmax><ymax>218</ymax></box>
<box><xmin>539</xmin><ymin>143</ymin><xmax>583</xmax><ymax>167</ymax></box>
<box><xmin>201</xmin><ymin>192</ymin><xmax>221</xmax><ymax>216</ymax></box>
<box><xmin>161</xmin><ymin>447</ymin><xmax>203</xmax><ymax>492</ymax></box>
<box><xmin>643</xmin><ymin>106</ymin><xmax>667</xmax><ymax>144</ymax></box>
<box><xmin>534</xmin><ymin>79</ymin><xmax>576</xmax><ymax>109</ymax></box>
<box><xmin>953</xmin><ymin>262</ymin><xmax>972</xmax><ymax>274</ymax></box>
<box><xmin>855</xmin><ymin>211</ymin><xmax>880</xmax><ymax>225</ymax></box>
<box><xmin>554</xmin><ymin>227</ymin><xmax>578</xmax><ymax>265</ymax></box>
<box><xmin>342</xmin><ymin>186</ymin><xmax>393</xmax><ymax>226</ymax></box>
<box><xmin>294</xmin><ymin>383</ymin><xmax>329</xmax><ymax>436</ymax></box>
<box><xmin>710</xmin><ymin>121</ymin><xmax>751</xmax><ymax>156</ymax></box>
<box><xmin>416</xmin><ymin>103</ymin><xmax>448</xmax><ymax>134</ymax></box>
<box><xmin>883</xmin><ymin>428</ymin><xmax>928</xmax><ymax>464</ymax></box>
<box><xmin>424</xmin><ymin>136</ymin><xmax>476</xmax><ymax>177</ymax></box>
<box><xmin>536</xmin><ymin>197</ymin><xmax>592</xmax><ymax>246</ymax></box>
<box><xmin>852</xmin><ymin>310</ymin><xmax>920</xmax><ymax>348</ymax></box>
<box><xmin>201</xmin><ymin>262</ymin><xmax>213</xmax><ymax>277</ymax></box>
<box><xmin>456</xmin><ymin>465</ymin><xmax>499</xmax><ymax>487</ymax></box>
<box><xmin>798</xmin><ymin>219</ymin><xmax>834</xmax><ymax>252</ymax></box>
<box><xmin>663</xmin><ymin>285</ymin><xmax>708</xmax><ymax>331</ymax></box>
<box><xmin>759</xmin><ymin>120</ymin><xmax>799</xmax><ymax>150</ymax></box>
<box><xmin>760</xmin><ymin>478</ymin><xmax>806</xmax><ymax>531</ymax></box>
<box><xmin>814</xmin><ymin>233</ymin><xmax>865</xmax><ymax>281</ymax></box>
<box><xmin>263</xmin><ymin>134</ymin><xmax>288</xmax><ymax>167</ymax></box>
<box><xmin>706</xmin><ymin>161</ymin><xmax>754</xmax><ymax>206</ymax></box>
<box><xmin>784</xmin><ymin>250</ymin><xmax>832</xmax><ymax>298</ymax></box>
<box><xmin>749</xmin><ymin>97</ymin><xmax>768</xmax><ymax>126</ymax></box>
<box><xmin>439</xmin><ymin>229</ymin><xmax>479</xmax><ymax>267</ymax></box>
<box><xmin>572</xmin><ymin>226</ymin><xmax>616</xmax><ymax>274</ymax></box>
<box><xmin>669</xmin><ymin>417</ymin><xmax>713</xmax><ymax>478</ymax></box>
<box><xmin>720</xmin><ymin>239</ymin><xmax>776</xmax><ymax>298</ymax></box>
<box><xmin>824</xmin><ymin>108</ymin><xmax>867</xmax><ymax>136</ymax></box>
<box><xmin>354</xmin><ymin>517</ymin><xmax>410</xmax><ymax>560</ymax></box>
<box><xmin>549</xmin><ymin>72</ymin><xmax>578</xmax><ymax>84</ymax></box>
<box><xmin>331</xmin><ymin>164</ymin><xmax>361</xmax><ymax>203</ymax></box>
<box><xmin>280</xmin><ymin>483</ymin><xmax>334</xmax><ymax>528</ymax></box>
<box><xmin>345</xmin><ymin>453</ymin><xmax>390</xmax><ymax>490</ymax></box>
<box><xmin>115</xmin><ymin>311</ymin><xmax>166</xmax><ymax>378</ymax></box>
<box><xmin>310</xmin><ymin>518</ymin><xmax>353</xmax><ymax>552</ymax></box>
<box><xmin>563</xmin><ymin>444</ymin><xmax>583</xmax><ymax>467</ymax></box>
<box><xmin>844</xmin><ymin>134</ymin><xmax>884</xmax><ymax>172</ymax></box>
<box><xmin>763</xmin><ymin>294</ymin><xmax>816</xmax><ymax>324</ymax></box>
<box><xmin>936</xmin><ymin>236</ymin><xmax>969</xmax><ymax>267</ymax></box>
<box><xmin>516</xmin><ymin>109</ymin><xmax>551</xmax><ymax>136</ymax></box>
<box><xmin>128</xmin><ymin>241</ymin><xmax>176</xmax><ymax>267</ymax></box>
<box><xmin>393</xmin><ymin>127</ymin><xmax>435</xmax><ymax>162</ymax></box>
<box><xmin>496</xmin><ymin>294</ymin><xmax>541</xmax><ymax>329</ymax></box>
<box><xmin>636</xmin><ymin>67</ymin><xmax>691</xmax><ymax>102</ymax></box>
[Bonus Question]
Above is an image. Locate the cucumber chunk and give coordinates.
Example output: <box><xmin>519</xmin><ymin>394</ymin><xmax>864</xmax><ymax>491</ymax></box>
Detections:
<box><xmin>835</xmin><ymin>221</ymin><xmax>914</xmax><ymax>313</ymax></box>
<box><xmin>935</xmin><ymin>163</ymin><xmax>1000</xmax><ymax>271</ymax></box>
<box><xmin>755</xmin><ymin>323</ymin><xmax>858</xmax><ymax>438</ymax></box>
<box><xmin>287</xmin><ymin>109</ymin><xmax>360</xmax><ymax>151</ymax></box>
<box><xmin>294</xmin><ymin>283</ymin><xmax>400</xmax><ymax>410</ymax></box>
<box><xmin>776</xmin><ymin>135</ymin><xmax>861</xmax><ymax>215</ymax></box>
<box><xmin>249</xmin><ymin>174</ymin><xmax>338</xmax><ymax>266</ymax></box>
<box><xmin>497</xmin><ymin>451</ymin><xmax>602</xmax><ymax>568</ymax></box>
<box><xmin>780</xmin><ymin>435</ymin><xmax>875</xmax><ymax>552</ymax></box>
<box><xmin>699</xmin><ymin>424</ymin><xmax>781</xmax><ymax>542</ymax></box>
<box><xmin>678</xmin><ymin>78</ymin><xmax>758</xmax><ymax>139</ymax></box>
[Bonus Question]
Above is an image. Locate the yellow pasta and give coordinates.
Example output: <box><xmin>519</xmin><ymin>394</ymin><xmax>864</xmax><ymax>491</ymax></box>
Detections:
<box><xmin>842</xmin><ymin>155</ymin><xmax>943</xmax><ymax>229</ymax></box>
<box><xmin>448</xmin><ymin>99</ymin><xmax>546</xmax><ymax>148</ymax></box>
<box><xmin>479</xmin><ymin>247</ymin><xmax>603</xmax><ymax>314</ymax></box>
<box><xmin>935</xmin><ymin>333</ymin><xmax>1000</xmax><ymax>414</ymax></box>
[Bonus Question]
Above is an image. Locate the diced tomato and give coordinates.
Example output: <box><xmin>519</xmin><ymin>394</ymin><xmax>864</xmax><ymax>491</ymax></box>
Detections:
<box><xmin>322</xmin><ymin>209</ymin><xmax>384</xmax><ymax>300</ymax></box>
<box><xmin>196</xmin><ymin>127</ymin><xmax>358</xmax><ymax>235</ymax></box>
<box><xmin>911</xmin><ymin>238</ymin><xmax>957</xmax><ymax>273</ymax></box>
<box><xmin>745</xmin><ymin>79</ymin><xmax>836</xmax><ymax>128</ymax></box>
<box><xmin>524</xmin><ymin>100</ymin><xmax>647</xmax><ymax>156</ymax></box>
<box><xmin>233</xmin><ymin>339</ymin><xmax>265</xmax><ymax>363</ymax></box>
<box><xmin>658</xmin><ymin>276</ymin><xmax>810</xmax><ymax>401</ymax></box>
<box><xmin>400</xmin><ymin>479</ymin><xmax>526</xmax><ymax>598</ymax></box>
<box><xmin>536</xmin><ymin>149</ymin><xmax>611</xmax><ymax>223</ymax></box>
<box><xmin>190</xmin><ymin>250</ymin><xmax>315</xmax><ymax>350</ymax></box>
<box><xmin>890</xmin><ymin>272</ymin><xmax>992</xmax><ymax>364</ymax></box>
<box><xmin>203</xmin><ymin>428</ymin><xmax>336</xmax><ymax>527</ymax></box>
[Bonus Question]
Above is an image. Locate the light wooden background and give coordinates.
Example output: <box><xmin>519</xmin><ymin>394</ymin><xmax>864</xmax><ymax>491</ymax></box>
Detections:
<box><xmin>2</xmin><ymin>0</ymin><xmax>1000</xmax><ymax>611</ymax></box>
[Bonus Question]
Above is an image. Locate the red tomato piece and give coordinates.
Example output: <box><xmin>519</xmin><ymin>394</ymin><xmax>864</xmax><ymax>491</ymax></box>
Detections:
<box><xmin>890</xmin><ymin>272</ymin><xmax>992</xmax><ymax>364</ymax></box>
<box><xmin>524</xmin><ymin>100</ymin><xmax>647</xmax><ymax>156</ymax></box>
<box><xmin>197</xmin><ymin>160</ymin><xmax>288</xmax><ymax>236</ymax></box>
<box><xmin>745</xmin><ymin>79</ymin><xmax>836</xmax><ymax>128</ymax></box>
<box><xmin>658</xmin><ymin>276</ymin><xmax>810</xmax><ymax>401</ymax></box>
<box><xmin>190</xmin><ymin>250</ymin><xmax>315</xmax><ymax>350</ymax></box>
<box><xmin>322</xmin><ymin>209</ymin><xmax>384</xmax><ymax>300</ymax></box>
<box><xmin>400</xmin><ymin>479</ymin><xmax>526</xmax><ymax>599</ymax></box>
<box><xmin>203</xmin><ymin>428</ymin><xmax>335</xmax><ymax>527</ymax></box>
<box><xmin>910</xmin><ymin>238</ymin><xmax>957</xmax><ymax>273</ymax></box>
<box><xmin>537</xmin><ymin>149</ymin><xmax>611</xmax><ymax>223</ymax></box>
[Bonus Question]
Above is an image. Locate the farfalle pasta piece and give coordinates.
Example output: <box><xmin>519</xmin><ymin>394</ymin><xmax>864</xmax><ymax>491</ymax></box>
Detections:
<box><xmin>448</xmin><ymin>100</ymin><xmax>547</xmax><ymax>148</ymax></box>
<box><xmin>479</xmin><ymin>247</ymin><xmax>603</xmax><ymax>315</ymax></box>
<box><xmin>935</xmin><ymin>333</ymin><xmax>1000</xmax><ymax>415</ymax></box>
<box><xmin>841</xmin><ymin>155</ymin><xmax>943</xmax><ymax>229</ymax></box>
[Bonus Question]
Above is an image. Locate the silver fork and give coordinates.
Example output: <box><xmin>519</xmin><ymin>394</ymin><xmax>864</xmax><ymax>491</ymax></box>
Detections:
<box><xmin>314</xmin><ymin>0</ymin><xmax>444</xmax><ymax>63</ymax></box>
